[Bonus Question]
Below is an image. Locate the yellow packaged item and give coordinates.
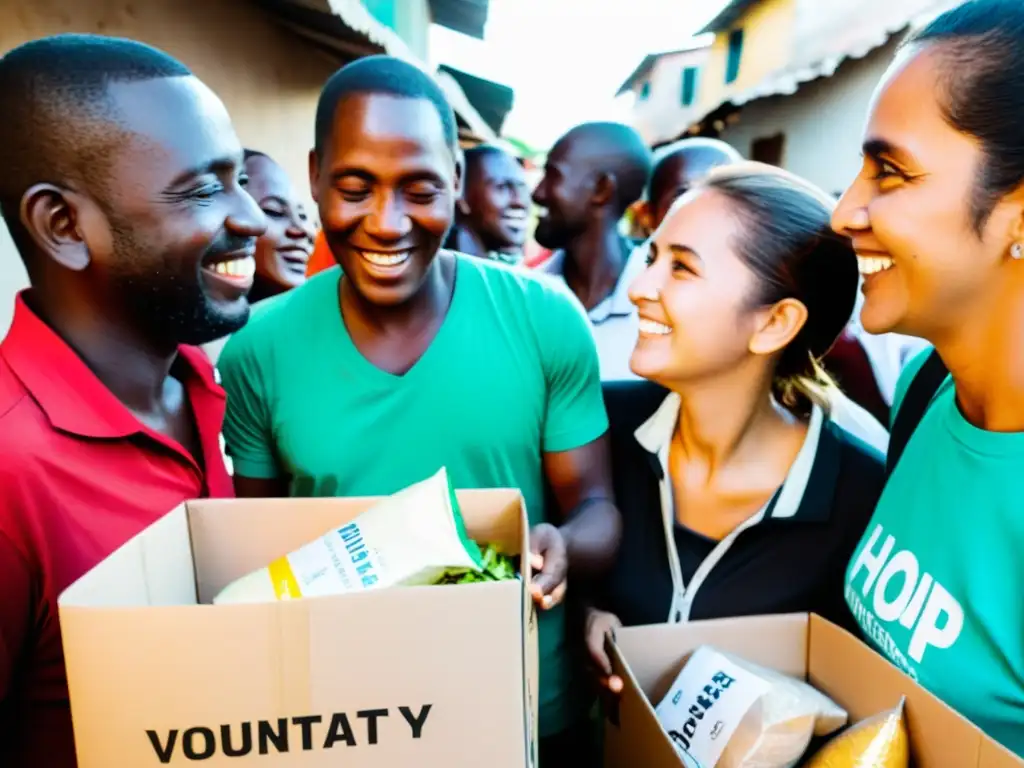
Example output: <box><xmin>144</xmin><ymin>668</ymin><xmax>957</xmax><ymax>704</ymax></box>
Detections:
<box><xmin>803</xmin><ymin>698</ymin><xmax>909</xmax><ymax>768</ymax></box>
<box><xmin>213</xmin><ymin>467</ymin><xmax>485</xmax><ymax>604</ymax></box>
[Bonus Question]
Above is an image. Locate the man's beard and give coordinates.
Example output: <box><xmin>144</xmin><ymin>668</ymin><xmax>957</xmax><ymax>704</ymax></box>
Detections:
<box><xmin>108</xmin><ymin>228</ymin><xmax>250</xmax><ymax>347</ymax></box>
<box><xmin>533</xmin><ymin>217</ymin><xmax>576</xmax><ymax>251</ymax></box>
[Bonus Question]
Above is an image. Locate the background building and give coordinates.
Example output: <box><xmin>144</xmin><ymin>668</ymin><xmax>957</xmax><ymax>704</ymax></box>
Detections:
<box><xmin>619</xmin><ymin>0</ymin><xmax>961</xmax><ymax>194</ymax></box>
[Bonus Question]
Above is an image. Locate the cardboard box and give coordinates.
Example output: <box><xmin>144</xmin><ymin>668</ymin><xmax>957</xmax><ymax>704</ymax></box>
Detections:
<box><xmin>58</xmin><ymin>490</ymin><xmax>538</xmax><ymax>767</ymax></box>
<box><xmin>604</xmin><ymin>614</ymin><xmax>1023</xmax><ymax>768</ymax></box>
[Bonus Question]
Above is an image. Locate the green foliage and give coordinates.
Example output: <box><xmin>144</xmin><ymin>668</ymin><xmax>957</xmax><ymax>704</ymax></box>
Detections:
<box><xmin>434</xmin><ymin>545</ymin><xmax>518</xmax><ymax>584</ymax></box>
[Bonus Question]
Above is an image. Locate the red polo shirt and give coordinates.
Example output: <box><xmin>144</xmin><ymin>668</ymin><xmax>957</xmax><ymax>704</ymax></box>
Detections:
<box><xmin>0</xmin><ymin>295</ymin><xmax>234</xmax><ymax>767</ymax></box>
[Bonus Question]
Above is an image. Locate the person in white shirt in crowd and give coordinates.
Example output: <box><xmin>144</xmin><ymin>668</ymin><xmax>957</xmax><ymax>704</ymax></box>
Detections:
<box><xmin>532</xmin><ymin>122</ymin><xmax>652</xmax><ymax>381</ymax></box>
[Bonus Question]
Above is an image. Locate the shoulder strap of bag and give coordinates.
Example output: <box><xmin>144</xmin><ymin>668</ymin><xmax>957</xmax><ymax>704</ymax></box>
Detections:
<box><xmin>886</xmin><ymin>349</ymin><xmax>948</xmax><ymax>477</ymax></box>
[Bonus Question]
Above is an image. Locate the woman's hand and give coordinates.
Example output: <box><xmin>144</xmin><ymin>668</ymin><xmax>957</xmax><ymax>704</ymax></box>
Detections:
<box><xmin>585</xmin><ymin>607</ymin><xmax>624</xmax><ymax>694</ymax></box>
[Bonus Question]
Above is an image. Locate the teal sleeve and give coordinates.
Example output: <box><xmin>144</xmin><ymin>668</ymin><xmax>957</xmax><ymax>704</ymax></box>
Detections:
<box><xmin>889</xmin><ymin>345</ymin><xmax>936</xmax><ymax>429</ymax></box>
<box><xmin>536</xmin><ymin>285</ymin><xmax>610</xmax><ymax>453</ymax></box>
<box><xmin>218</xmin><ymin>332</ymin><xmax>282</xmax><ymax>480</ymax></box>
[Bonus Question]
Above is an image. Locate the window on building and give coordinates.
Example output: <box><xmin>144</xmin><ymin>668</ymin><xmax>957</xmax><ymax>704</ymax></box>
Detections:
<box><xmin>640</xmin><ymin>80</ymin><xmax>651</xmax><ymax>100</ymax></box>
<box><xmin>752</xmin><ymin>133</ymin><xmax>785</xmax><ymax>167</ymax></box>
<box><xmin>726</xmin><ymin>28</ymin><xmax>744</xmax><ymax>84</ymax></box>
<box><xmin>681</xmin><ymin>67</ymin><xmax>698</xmax><ymax>107</ymax></box>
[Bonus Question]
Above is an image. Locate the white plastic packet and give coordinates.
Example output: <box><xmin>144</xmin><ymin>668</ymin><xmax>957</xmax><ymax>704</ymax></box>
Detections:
<box><xmin>213</xmin><ymin>467</ymin><xmax>484</xmax><ymax>604</ymax></box>
<box><xmin>655</xmin><ymin>646</ymin><xmax>848</xmax><ymax>768</ymax></box>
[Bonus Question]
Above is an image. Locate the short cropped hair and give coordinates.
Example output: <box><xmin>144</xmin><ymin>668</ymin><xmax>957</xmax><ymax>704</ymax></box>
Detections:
<box><xmin>314</xmin><ymin>55</ymin><xmax>458</xmax><ymax>159</ymax></box>
<box><xmin>463</xmin><ymin>144</ymin><xmax>519</xmax><ymax>180</ymax></box>
<box><xmin>561</xmin><ymin>122</ymin><xmax>653</xmax><ymax>216</ymax></box>
<box><xmin>0</xmin><ymin>34</ymin><xmax>191</xmax><ymax>261</ymax></box>
<box><xmin>649</xmin><ymin>137</ymin><xmax>742</xmax><ymax>203</ymax></box>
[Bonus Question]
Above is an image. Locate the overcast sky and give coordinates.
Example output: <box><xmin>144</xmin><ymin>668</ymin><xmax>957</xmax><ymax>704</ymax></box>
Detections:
<box><xmin>429</xmin><ymin>0</ymin><xmax>728</xmax><ymax>149</ymax></box>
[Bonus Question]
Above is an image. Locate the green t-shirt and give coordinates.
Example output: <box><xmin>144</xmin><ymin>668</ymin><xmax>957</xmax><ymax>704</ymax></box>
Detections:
<box><xmin>219</xmin><ymin>255</ymin><xmax>609</xmax><ymax>737</ymax></box>
<box><xmin>845</xmin><ymin>349</ymin><xmax>1024</xmax><ymax>756</ymax></box>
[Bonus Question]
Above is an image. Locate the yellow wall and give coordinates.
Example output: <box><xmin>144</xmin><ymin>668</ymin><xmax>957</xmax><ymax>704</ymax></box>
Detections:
<box><xmin>0</xmin><ymin>0</ymin><xmax>341</xmax><ymax>334</ymax></box>
<box><xmin>697</xmin><ymin>0</ymin><xmax>797</xmax><ymax>112</ymax></box>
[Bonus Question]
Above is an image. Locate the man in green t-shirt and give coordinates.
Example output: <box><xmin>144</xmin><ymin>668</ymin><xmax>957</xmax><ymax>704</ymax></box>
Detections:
<box><xmin>218</xmin><ymin>55</ymin><xmax>621</xmax><ymax>765</ymax></box>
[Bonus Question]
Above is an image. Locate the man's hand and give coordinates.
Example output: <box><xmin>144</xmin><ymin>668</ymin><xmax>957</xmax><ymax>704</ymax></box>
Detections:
<box><xmin>528</xmin><ymin>523</ymin><xmax>567</xmax><ymax>610</ymax></box>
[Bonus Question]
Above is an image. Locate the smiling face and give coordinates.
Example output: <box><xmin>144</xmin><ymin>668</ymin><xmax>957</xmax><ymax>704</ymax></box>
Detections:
<box><xmin>832</xmin><ymin>44</ymin><xmax>1020</xmax><ymax>339</ymax></box>
<box><xmin>462</xmin><ymin>149</ymin><xmax>530</xmax><ymax>252</ymax></box>
<box><xmin>77</xmin><ymin>76</ymin><xmax>265</xmax><ymax>345</ymax></box>
<box><xmin>245</xmin><ymin>153</ymin><xmax>315</xmax><ymax>293</ymax></box>
<box><xmin>628</xmin><ymin>189</ymin><xmax>773</xmax><ymax>386</ymax></box>
<box><xmin>531</xmin><ymin>134</ymin><xmax>593</xmax><ymax>250</ymax></box>
<box><xmin>310</xmin><ymin>92</ymin><xmax>457</xmax><ymax>307</ymax></box>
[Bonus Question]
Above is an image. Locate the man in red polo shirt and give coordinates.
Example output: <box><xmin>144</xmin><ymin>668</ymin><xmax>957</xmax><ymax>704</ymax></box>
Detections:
<box><xmin>0</xmin><ymin>35</ymin><xmax>264</xmax><ymax>766</ymax></box>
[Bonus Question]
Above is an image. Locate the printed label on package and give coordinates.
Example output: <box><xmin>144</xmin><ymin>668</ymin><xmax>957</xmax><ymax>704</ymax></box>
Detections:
<box><xmin>654</xmin><ymin>647</ymin><xmax>769</xmax><ymax>767</ymax></box>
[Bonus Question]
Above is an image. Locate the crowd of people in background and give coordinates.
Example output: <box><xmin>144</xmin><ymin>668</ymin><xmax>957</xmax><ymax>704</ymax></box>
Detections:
<box><xmin>1</xmin><ymin>0</ymin><xmax>1024</xmax><ymax>765</ymax></box>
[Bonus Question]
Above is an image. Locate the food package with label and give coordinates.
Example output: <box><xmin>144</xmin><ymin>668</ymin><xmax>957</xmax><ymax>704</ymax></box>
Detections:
<box><xmin>213</xmin><ymin>467</ymin><xmax>517</xmax><ymax>604</ymax></box>
<box><xmin>654</xmin><ymin>646</ymin><xmax>848</xmax><ymax>768</ymax></box>
<box><xmin>802</xmin><ymin>698</ymin><xmax>909</xmax><ymax>767</ymax></box>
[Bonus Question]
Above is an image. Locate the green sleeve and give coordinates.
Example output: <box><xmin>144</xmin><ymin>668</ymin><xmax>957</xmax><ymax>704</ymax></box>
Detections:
<box><xmin>889</xmin><ymin>345</ymin><xmax>936</xmax><ymax>429</ymax></box>
<box><xmin>218</xmin><ymin>331</ymin><xmax>282</xmax><ymax>480</ymax></box>
<box><xmin>536</xmin><ymin>284</ymin><xmax>609</xmax><ymax>453</ymax></box>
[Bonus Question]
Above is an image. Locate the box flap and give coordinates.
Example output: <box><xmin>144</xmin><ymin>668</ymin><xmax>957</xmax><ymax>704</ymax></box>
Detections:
<box><xmin>605</xmin><ymin>640</ymin><xmax>689</xmax><ymax>768</ymax></box>
<box><xmin>980</xmin><ymin>736</ymin><xmax>1024</xmax><ymax>768</ymax></box>
<box><xmin>807</xmin><ymin>616</ymin><xmax>990</xmax><ymax>767</ymax></box>
<box><xmin>58</xmin><ymin>505</ymin><xmax>197</xmax><ymax>608</ymax></box>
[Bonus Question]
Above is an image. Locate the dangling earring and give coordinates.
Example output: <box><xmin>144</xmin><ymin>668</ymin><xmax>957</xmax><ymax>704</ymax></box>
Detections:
<box><xmin>1012</xmin><ymin>243</ymin><xmax>1024</xmax><ymax>260</ymax></box>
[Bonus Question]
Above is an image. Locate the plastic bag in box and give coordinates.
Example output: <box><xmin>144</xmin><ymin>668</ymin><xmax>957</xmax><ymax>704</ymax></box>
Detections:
<box><xmin>655</xmin><ymin>646</ymin><xmax>848</xmax><ymax>768</ymax></box>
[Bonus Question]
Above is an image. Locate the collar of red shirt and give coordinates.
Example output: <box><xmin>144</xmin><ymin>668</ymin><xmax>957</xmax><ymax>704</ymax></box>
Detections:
<box><xmin>1</xmin><ymin>292</ymin><xmax>224</xmax><ymax>439</ymax></box>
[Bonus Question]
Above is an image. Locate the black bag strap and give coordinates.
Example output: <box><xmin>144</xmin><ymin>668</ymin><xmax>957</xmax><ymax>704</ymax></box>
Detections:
<box><xmin>886</xmin><ymin>349</ymin><xmax>949</xmax><ymax>477</ymax></box>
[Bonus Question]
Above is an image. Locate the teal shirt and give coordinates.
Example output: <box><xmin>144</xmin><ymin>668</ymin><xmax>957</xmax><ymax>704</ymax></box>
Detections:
<box><xmin>845</xmin><ymin>349</ymin><xmax>1024</xmax><ymax>756</ymax></box>
<box><xmin>219</xmin><ymin>255</ymin><xmax>609</xmax><ymax>737</ymax></box>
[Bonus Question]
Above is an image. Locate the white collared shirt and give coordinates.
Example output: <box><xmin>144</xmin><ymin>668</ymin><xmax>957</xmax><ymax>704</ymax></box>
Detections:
<box><xmin>537</xmin><ymin>246</ymin><xmax>647</xmax><ymax>382</ymax></box>
<box><xmin>632</xmin><ymin>393</ymin><xmax>825</xmax><ymax>623</ymax></box>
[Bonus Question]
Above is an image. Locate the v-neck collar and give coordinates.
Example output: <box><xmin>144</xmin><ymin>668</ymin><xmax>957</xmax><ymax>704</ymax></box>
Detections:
<box><xmin>331</xmin><ymin>252</ymin><xmax>466</xmax><ymax>385</ymax></box>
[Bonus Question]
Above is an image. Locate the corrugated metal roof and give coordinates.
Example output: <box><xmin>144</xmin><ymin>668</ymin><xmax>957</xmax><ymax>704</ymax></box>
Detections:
<box><xmin>439</xmin><ymin>64</ymin><xmax>514</xmax><ymax>135</ymax></box>
<box><xmin>435</xmin><ymin>71</ymin><xmax>499</xmax><ymax>142</ymax></box>
<box><xmin>690</xmin><ymin>0</ymin><xmax>962</xmax><ymax>127</ymax></box>
<box><xmin>253</xmin><ymin>0</ymin><xmax>497</xmax><ymax>142</ymax></box>
<box><xmin>256</xmin><ymin>0</ymin><xmax>416</xmax><ymax>60</ymax></box>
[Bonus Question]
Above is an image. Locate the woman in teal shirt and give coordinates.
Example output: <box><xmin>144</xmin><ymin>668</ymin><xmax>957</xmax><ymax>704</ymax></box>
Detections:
<box><xmin>832</xmin><ymin>0</ymin><xmax>1024</xmax><ymax>755</ymax></box>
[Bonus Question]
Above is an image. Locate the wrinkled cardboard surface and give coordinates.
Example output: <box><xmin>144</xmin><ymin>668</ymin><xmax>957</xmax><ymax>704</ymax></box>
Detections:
<box><xmin>605</xmin><ymin>614</ymin><xmax>1022</xmax><ymax>768</ymax></box>
<box><xmin>59</xmin><ymin>490</ymin><xmax>538</xmax><ymax>767</ymax></box>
